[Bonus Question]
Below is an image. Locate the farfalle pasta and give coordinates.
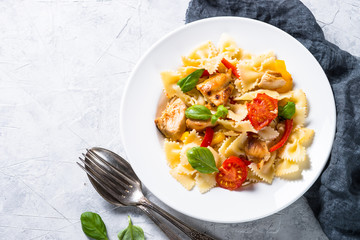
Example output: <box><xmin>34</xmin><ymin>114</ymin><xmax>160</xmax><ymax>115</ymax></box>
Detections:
<box><xmin>155</xmin><ymin>34</ymin><xmax>314</xmax><ymax>193</ymax></box>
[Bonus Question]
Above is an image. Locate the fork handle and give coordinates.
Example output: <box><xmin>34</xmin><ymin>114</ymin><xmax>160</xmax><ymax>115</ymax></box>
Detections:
<box><xmin>139</xmin><ymin>197</ymin><xmax>216</xmax><ymax>240</ymax></box>
<box><xmin>138</xmin><ymin>205</ymin><xmax>182</xmax><ymax>240</ymax></box>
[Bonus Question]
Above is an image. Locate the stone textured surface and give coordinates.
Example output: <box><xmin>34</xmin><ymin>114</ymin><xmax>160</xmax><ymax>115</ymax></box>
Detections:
<box><xmin>0</xmin><ymin>1</ymin><xmax>358</xmax><ymax>239</ymax></box>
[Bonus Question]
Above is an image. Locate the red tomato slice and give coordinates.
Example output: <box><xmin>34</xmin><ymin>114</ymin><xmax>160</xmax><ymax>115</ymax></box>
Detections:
<box><xmin>216</xmin><ymin>156</ymin><xmax>248</xmax><ymax>190</ymax></box>
<box><xmin>242</xmin><ymin>158</ymin><xmax>252</xmax><ymax>166</ymax></box>
<box><xmin>247</xmin><ymin>93</ymin><xmax>278</xmax><ymax>130</ymax></box>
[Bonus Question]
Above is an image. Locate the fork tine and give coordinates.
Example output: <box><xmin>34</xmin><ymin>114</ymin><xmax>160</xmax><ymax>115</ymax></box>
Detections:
<box><xmin>77</xmin><ymin>161</ymin><xmax>128</xmax><ymax>202</ymax></box>
<box><xmin>86</xmin><ymin>149</ymin><xmax>134</xmax><ymax>181</ymax></box>
<box><xmin>79</xmin><ymin>157</ymin><xmax>127</xmax><ymax>194</ymax></box>
<box><xmin>87</xmin><ymin>149</ymin><xmax>136</xmax><ymax>184</ymax></box>
<box><xmin>79</xmin><ymin>157</ymin><xmax>123</xmax><ymax>195</ymax></box>
<box><xmin>80</xmin><ymin>155</ymin><xmax>131</xmax><ymax>191</ymax></box>
<box><xmin>79</xmin><ymin>156</ymin><xmax>126</xmax><ymax>193</ymax></box>
<box><xmin>83</xmin><ymin>152</ymin><xmax>133</xmax><ymax>189</ymax></box>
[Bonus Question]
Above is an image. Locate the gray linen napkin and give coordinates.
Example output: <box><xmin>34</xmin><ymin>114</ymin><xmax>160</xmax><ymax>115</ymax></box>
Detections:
<box><xmin>186</xmin><ymin>0</ymin><xmax>360</xmax><ymax>239</ymax></box>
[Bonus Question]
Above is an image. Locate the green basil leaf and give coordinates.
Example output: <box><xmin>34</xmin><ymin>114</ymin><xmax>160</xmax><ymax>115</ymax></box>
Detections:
<box><xmin>177</xmin><ymin>69</ymin><xmax>205</xmax><ymax>92</ymax></box>
<box><xmin>210</xmin><ymin>115</ymin><xmax>218</xmax><ymax>125</ymax></box>
<box><xmin>186</xmin><ymin>147</ymin><xmax>219</xmax><ymax>174</ymax></box>
<box><xmin>118</xmin><ymin>216</ymin><xmax>145</xmax><ymax>240</ymax></box>
<box><xmin>279</xmin><ymin>102</ymin><xmax>296</xmax><ymax>119</ymax></box>
<box><xmin>185</xmin><ymin>105</ymin><xmax>212</xmax><ymax>120</ymax></box>
<box><xmin>211</xmin><ymin>105</ymin><xmax>228</xmax><ymax>124</ymax></box>
<box><xmin>81</xmin><ymin>212</ymin><xmax>108</xmax><ymax>240</ymax></box>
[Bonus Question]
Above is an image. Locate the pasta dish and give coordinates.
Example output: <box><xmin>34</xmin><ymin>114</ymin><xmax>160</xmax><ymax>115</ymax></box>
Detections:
<box><xmin>154</xmin><ymin>34</ymin><xmax>314</xmax><ymax>193</ymax></box>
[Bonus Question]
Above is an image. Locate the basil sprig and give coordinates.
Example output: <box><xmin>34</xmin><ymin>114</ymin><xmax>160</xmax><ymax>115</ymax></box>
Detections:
<box><xmin>81</xmin><ymin>212</ymin><xmax>108</xmax><ymax>240</ymax></box>
<box><xmin>177</xmin><ymin>69</ymin><xmax>205</xmax><ymax>92</ymax></box>
<box><xmin>185</xmin><ymin>105</ymin><xmax>212</xmax><ymax>120</ymax></box>
<box><xmin>279</xmin><ymin>101</ymin><xmax>296</xmax><ymax>119</ymax></box>
<box><xmin>186</xmin><ymin>104</ymin><xmax>228</xmax><ymax>124</ymax></box>
<box><xmin>118</xmin><ymin>216</ymin><xmax>145</xmax><ymax>240</ymax></box>
<box><xmin>187</xmin><ymin>147</ymin><xmax>219</xmax><ymax>173</ymax></box>
<box><xmin>211</xmin><ymin>105</ymin><xmax>228</xmax><ymax>124</ymax></box>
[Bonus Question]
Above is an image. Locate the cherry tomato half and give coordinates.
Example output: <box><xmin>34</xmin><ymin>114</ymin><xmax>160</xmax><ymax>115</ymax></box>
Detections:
<box><xmin>247</xmin><ymin>93</ymin><xmax>278</xmax><ymax>130</ymax></box>
<box><xmin>216</xmin><ymin>156</ymin><xmax>248</xmax><ymax>190</ymax></box>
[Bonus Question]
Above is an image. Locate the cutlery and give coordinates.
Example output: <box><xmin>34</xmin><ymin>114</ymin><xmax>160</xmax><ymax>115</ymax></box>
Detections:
<box><xmin>77</xmin><ymin>147</ymin><xmax>215</xmax><ymax>240</ymax></box>
<box><xmin>78</xmin><ymin>147</ymin><xmax>181</xmax><ymax>240</ymax></box>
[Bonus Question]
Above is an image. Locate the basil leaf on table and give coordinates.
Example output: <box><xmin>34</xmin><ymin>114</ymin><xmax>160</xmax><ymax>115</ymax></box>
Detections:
<box><xmin>185</xmin><ymin>105</ymin><xmax>212</xmax><ymax>120</ymax></box>
<box><xmin>279</xmin><ymin>101</ymin><xmax>296</xmax><ymax>119</ymax></box>
<box><xmin>186</xmin><ymin>147</ymin><xmax>219</xmax><ymax>174</ymax></box>
<box><xmin>177</xmin><ymin>68</ymin><xmax>205</xmax><ymax>92</ymax></box>
<box><xmin>211</xmin><ymin>105</ymin><xmax>228</xmax><ymax>124</ymax></box>
<box><xmin>80</xmin><ymin>212</ymin><xmax>108</xmax><ymax>240</ymax></box>
<box><xmin>118</xmin><ymin>216</ymin><xmax>145</xmax><ymax>240</ymax></box>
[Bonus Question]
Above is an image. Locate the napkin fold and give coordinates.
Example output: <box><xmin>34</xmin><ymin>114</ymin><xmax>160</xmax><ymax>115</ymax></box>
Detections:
<box><xmin>186</xmin><ymin>0</ymin><xmax>360</xmax><ymax>239</ymax></box>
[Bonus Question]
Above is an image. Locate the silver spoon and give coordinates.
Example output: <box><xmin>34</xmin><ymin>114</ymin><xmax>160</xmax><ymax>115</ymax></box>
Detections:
<box><xmin>78</xmin><ymin>147</ymin><xmax>215</xmax><ymax>240</ymax></box>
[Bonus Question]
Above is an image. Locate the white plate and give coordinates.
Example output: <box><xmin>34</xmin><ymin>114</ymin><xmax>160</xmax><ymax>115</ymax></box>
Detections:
<box><xmin>120</xmin><ymin>17</ymin><xmax>336</xmax><ymax>223</ymax></box>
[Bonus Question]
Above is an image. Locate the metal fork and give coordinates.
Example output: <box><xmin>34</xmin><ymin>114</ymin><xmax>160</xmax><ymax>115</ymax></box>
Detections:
<box><xmin>77</xmin><ymin>148</ymin><xmax>215</xmax><ymax>240</ymax></box>
<box><xmin>78</xmin><ymin>148</ymin><xmax>181</xmax><ymax>240</ymax></box>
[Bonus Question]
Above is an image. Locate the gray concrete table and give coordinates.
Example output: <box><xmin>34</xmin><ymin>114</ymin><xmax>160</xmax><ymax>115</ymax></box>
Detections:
<box><xmin>0</xmin><ymin>0</ymin><xmax>359</xmax><ymax>239</ymax></box>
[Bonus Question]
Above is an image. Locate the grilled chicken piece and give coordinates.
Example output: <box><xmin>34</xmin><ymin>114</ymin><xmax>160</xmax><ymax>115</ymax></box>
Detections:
<box><xmin>186</xmin><ymin>119</ymin><xmax>217</xmax><ymax>132</ymax></box>
<box><xmin>245</xmin><ymin>134</ymin><xmax>270</xmax><ymax>162</ymax></box>
<box><xmin>258</xmin><ymin>70</ymin><xmax>286</xmax><ymax>89</ymax></box>
<box><xmin>155</xmin><ymin>97</ymin><xmax>186</xmax><ymax>140</ymax></box>
<box><xmin>196</xmin><ymin>69</ymin><xmax>234</xmax><ymax>106</ymax></box>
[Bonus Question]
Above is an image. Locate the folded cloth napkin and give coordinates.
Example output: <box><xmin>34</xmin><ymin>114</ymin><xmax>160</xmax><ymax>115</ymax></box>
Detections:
<box><xmin>186</xmin><ymin>0</ymin><xmax>360</xmax><ymax>239</ymax></box>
